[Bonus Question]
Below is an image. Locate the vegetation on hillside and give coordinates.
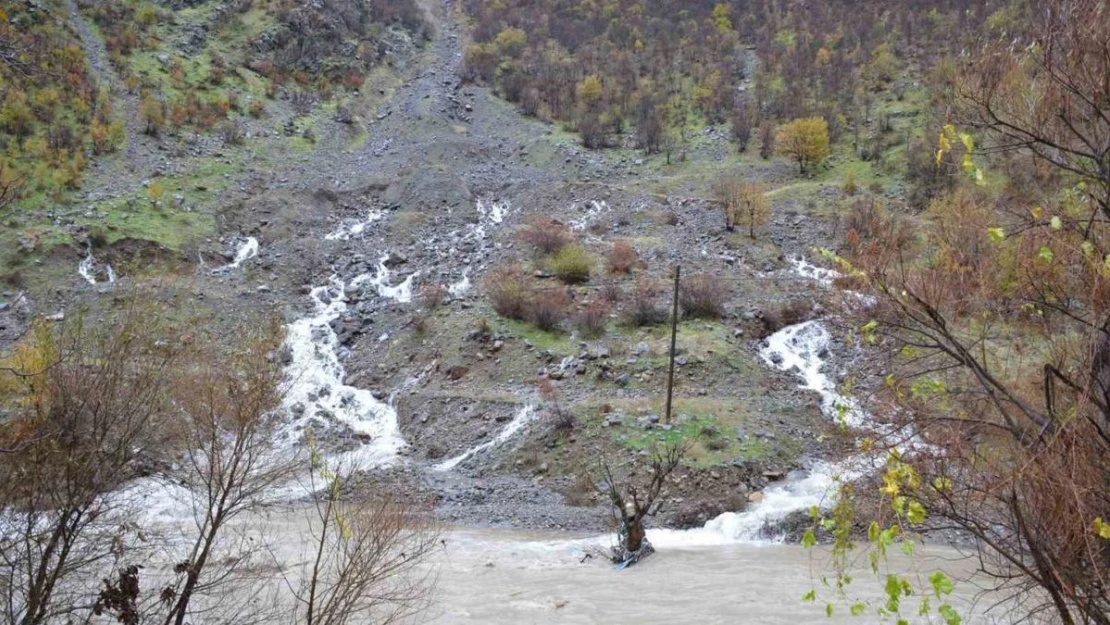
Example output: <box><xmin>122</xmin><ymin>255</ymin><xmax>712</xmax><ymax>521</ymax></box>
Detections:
<box><xmin>0</xmin><ymin>0</ymin><xmax>113</xmax><ymax>204</ymax></box>
<box><xmin>459</xmin><ymin>0</ymin><xmax>1012</xmax><ymax>155</ymax></box>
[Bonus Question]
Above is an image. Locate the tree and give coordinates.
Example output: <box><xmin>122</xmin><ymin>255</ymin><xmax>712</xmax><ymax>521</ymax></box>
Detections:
<box><xmin>0</xmin><ymin>306</ymin><xmax>187</xmax><ymax>625</ymax></box>
<box><xmin>809</xmin><ymin>4</ymin><xmax>1110</xmax><ymax>621</ymax></box>
<box><xmin>714</xmin><ymin>178</ymin><xmax>771</xmax><ymax>238</ymax></box>
<box><xmin>600</xmin><ymin>442</ymin><xmax>687</xmax><ymax>565</ymax></box>
<box><xmin>290</xmin><ymin>455</ymin><xmax>440</xmax><ymax>625</ymax></box>
<box><xmin>776</xmin><ymin>117</ymin><xmax>830</xmax><ymax>173</ymax></box>
<box><xmin>140</xmin><ymin>93</ymin><xmax>164</xmax><ymax>136</ymax></box>
<box><xmin>729</xmin><ymin>100</ymin><xmax>752</xmax><ymax>152</ymax></box>
<box><xmin>758</xmin><ymin>121</ymin><xmax>775</xmax><ymax>160</ymax></box>
<box><xmin>151</xmin><ymin>323</ymin><xmax>298</xmax><ymax>625</ymax></box>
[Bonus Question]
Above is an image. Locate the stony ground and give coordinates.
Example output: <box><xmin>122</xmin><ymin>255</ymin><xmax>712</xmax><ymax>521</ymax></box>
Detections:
<box><xmin>1</xmin><ymin>0</ymin><xmax>870</xmax><ymax>534</ymax></box>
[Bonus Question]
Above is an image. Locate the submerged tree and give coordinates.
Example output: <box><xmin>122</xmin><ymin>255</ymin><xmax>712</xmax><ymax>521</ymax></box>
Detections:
<box><xmin>600</xmin><ymin>442</ymin><xmax>687</xmax><ymax>567</ymax></box>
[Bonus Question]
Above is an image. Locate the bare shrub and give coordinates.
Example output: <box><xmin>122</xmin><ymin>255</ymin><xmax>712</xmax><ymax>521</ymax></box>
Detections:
<box><xmin>417</xmin><ymin>284</ymin><xmax>447</xmax><ymax>311</ymax></box>
<box><xmin>599</xmin><ymin>282</ymin><xmax>623</xmax><ymax>305</ymax></box>
<box><xmin>291</xmin><ymin>460</ymin><xmax>440</xmax><ymax>625</ymax></box>
<box><xmin>607</xmin><ymin>240</ymin><xmax>639</xmax><ymax>274</ymax></box>
<box><xmin>484</xmin><ymin>263</ymin><xmax>531</xmax><ymax>320</ymax></box>
<box><xmin>573</xmin><ymin>300</ymin><xmax>610</xmax><ymax>338</ymax></box>
<box><xmin>524</xmin><ymin>286</ymin><xmax>568</xmax><ymax>332</ymax></box>
<box><xmin>517</xmin><ymin>216</ymin><xmax>570</xmax><ymax>255</ymax></box>
<box><xmin>760</xmin><ymin>300</ymin><xmax>812</xmax><ymax>334</ymax></box>
<box><xmin>622</xmin><ymin>279</ymin><xmax>668</xmax><ymax>326</ymax></box>
<box><xmin>679</xmin><ymin>273</ymin><xmax>729</xmax><ymax>319</ymax></box>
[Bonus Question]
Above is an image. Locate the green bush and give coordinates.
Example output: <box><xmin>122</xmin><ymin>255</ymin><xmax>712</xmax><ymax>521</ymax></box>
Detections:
<box><xmin>548</xmin><ymin>244</ymin><xmax>593</xmax><ymax>284</ymax></box>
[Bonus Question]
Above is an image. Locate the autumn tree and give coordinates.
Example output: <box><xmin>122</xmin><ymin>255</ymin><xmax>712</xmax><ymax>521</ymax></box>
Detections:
<box><xmin>776</xmin><ymin>117</ymin><xmax>830</xmax><ymax>173</ymax></box>
<box><xmin>290</xmin><ymin>455</ymin><xmax>440</xmax><ymax>625</ymax></box>
<box><xmin>810</xmin><ymin>3</ymin><xmax>1110</xmax><ymax>622</ymax></box>
<box><xmin>0</xmin><ymin>306</ymin><xmax>187</xmax><ymax>625</ymax></box>
<box><xmin>714</xmin><ymin>177</ymin><xmax>771</xmax><ymax>238</ymax></box>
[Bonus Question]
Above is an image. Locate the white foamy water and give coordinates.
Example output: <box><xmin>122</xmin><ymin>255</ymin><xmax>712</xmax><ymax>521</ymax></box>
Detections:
<box><xmin>448</xmin><ymin>272</ymin><xmax>472</xmax><ymax>297</ymax></box>
<box><xmin>569</xmin><ymin>200</ymin><xmax>610</xmax><ymax>232</ymax></box>
<box><xmin>434</xmin><ymin>405</ymin><xmax>538</xmax><ymax>471</ymax></box>
<box><xmin>790</xmin><ymin>255</ymin><xmax>837</xmax><ymax>287</ymax></box>
<box><xmin>78</xmin><ymin>245</ymin><xmax>116</xmax><ymax>285</ymax></box>
<box><xmin>279</xmin><ymin>276</ymin><xmax>405</xmax><ymax>467</ymax></box>
<box><xmin>214</xmin><ymin>237</ymin><xmax>259</xmax><ymax>272</ymax></box>
<box><xmin>325</xmin><ymin>210</ymin><xmax>383</xmax><ymax>241</ymax></box>
<box><xmin>352</xmin><ymin>254</ymin><xmax>417</xmax><ymax>303</ymax></box>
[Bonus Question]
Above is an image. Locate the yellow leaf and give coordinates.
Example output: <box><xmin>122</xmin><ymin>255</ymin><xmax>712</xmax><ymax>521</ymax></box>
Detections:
<box><xmin>1094</xmin><ymin>517</ymin><xmax>1110</xmax><ymax>539</ymax></box>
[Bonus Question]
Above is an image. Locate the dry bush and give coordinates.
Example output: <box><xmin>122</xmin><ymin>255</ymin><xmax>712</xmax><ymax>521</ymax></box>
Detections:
<box><xmin>417</xmin><ymin>284</ymin><xmax>447</xmax><ymax>310</ymax></box>
<box><xmin>622</xmin><ymin>279</ymin><xmax>668</xmax><ymax>326</ymax></box>
<box><xmin>599</xmin><ymin>282</ymin><xmax>623</xmax><ymax>305</ymax></box>
<box><xmin>607</xmin><ymin>240</ymin><xmax>639</xmax><ymax>274</ymax></box>
<box><xmin>525</xmin><ymin>286</ymin><xmax>568</xmax><ymax>332</ymax></box>
<box><xmin>679</xmin><ymin>273</ymin><xmax>729</xmax><ymax>320</ymax></box>
<box><xmin>760</xmin><ymin>300</ymin><xmax>811</xmax><ymax>335</ymax></box>
<box><xmin>483</xmin><ymin>263</ymin><xmax>531</xmax><ymax>320</ymax></box>
<box><xmin>517</xmin><ymin>216</ymin><xmax>570</xmax><ymax>255</ymax></box>
<box><xmin>573</xmin><ymin>300</ymin><xmax>610</xmax><ymax>338</ymax></box>
<box><xmin>548</xmin><ymin>244</ymin><xmax>594</xmax><ymax>284</ymax></box>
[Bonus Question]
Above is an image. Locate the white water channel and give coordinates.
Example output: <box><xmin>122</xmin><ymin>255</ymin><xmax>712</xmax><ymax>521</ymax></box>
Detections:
<box><xmin>210</xmin><ymin>236</ymin><xmax>259</xmax><ymax>272</ymax></box>
<box><xmin>77</xmin><ymin>244</ymin><xmax>116</xmax><ymax>285</ymax></box>
<box><xmin>279</xmin><ymin>275</ymin><xmax>407</xmax><ymax>466</ymax></box>
<box><xmin>647</xmin><ymin>255</ymin><xmax>873</xmax><ymax>546</ymax></box>
<box><xmin>433</xmin><ymin>405</ymin><xmax>538</xmax><ymax>471</ymax></box>
<box><xmin>446</xmin><ymin>199</ymin><xmax>510</xmax><ymax>297</ymax></box>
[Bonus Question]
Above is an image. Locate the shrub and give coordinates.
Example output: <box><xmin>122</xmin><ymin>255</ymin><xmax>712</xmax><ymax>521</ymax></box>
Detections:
<box><xmin>417</xmin><ymin>284</ymin><xmax>447</xmax><ymax>310</ymax></box>
<box><xmin>607</xmin><ymin>240</ymin><xmax>639</xmax><ymax>274</ymax></box>
<box><xmin>525</xmin><ymin>287</ymin><xmax>568</xmax><ymax>332</ymax></box>
<box><xmin>760</xmin><ymin>300</ymin><xmax>812</xmax><ymax>335</ymax></box>
<box><xmin>599</xmin><ymin>282</ymin><xmax>623</xmax><ymax>305</ymax></box>
<box><xmin>573</xmin><ymin>300</ymin><xmax>610</xmax><ymax>338</ymax></box>
<box><xmin>547</xmin><ymin>244</ymin><xmax>593</xmax><ymax>284</ymax></box>
<box><xmin>680</xmin><ymin>273</ymin><xmax>729</xmax><ymax>319</ymax></box>
<box><xmin>484</xmin><ymin>263</ymin><xmax>531</xmax><ymax>319</ymax></box>
<box><xmin>623</xmin><ymin>279</ymin><xmax>668</xmax><ymax>326</ymax></box>
<box><xmin>518</xmin><ymin>216</ymin><xmax>570</xmax><ymax>255</ymax></box>
<box><xmin>248</xmin><ymin>100</ymin><xmax>266</xmax><ymax>118</ymax></box>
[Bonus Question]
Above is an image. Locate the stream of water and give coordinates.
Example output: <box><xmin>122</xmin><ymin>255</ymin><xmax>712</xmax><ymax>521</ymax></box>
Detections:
<box><xmin>77</xmin><ymin>244</ymin><xmax>115</xmax><ymax>285</ymax></box>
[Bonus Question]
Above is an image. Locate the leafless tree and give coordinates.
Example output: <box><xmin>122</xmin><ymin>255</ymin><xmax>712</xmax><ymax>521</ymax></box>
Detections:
<box><xmin>600</xmin><ymin>442</ymin><xmax>688</xmax><ymax>562</ymax></box>
<box><xmin>0</xmin><ymin>308</ymin><xmax>187</xmax><ymax>625</ymax></box>
<box><xmin>285</xmin><ymin>457</ymin><xmax>440</xmax><ymax>625</ymax></box>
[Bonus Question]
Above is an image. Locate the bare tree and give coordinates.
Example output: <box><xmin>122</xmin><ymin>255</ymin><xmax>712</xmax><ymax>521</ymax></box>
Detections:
<box><xmin>0</xmin><ymin>307</ymin><xmax>186</xmax><ymax>625</ymax></box>
<box><xmin>600</xmin><ymin>442</ymin><xmax>688</xmax><ymax>566</ymax></box>
<box><xmin>151</xmin><ymin>323</ymin><xmax>299</xmax><ymax>625</ymax></box>
<box><xmin>287</xmin><ymin>456</ymin><xmax>440</xmax><ymax>625</ymax></box>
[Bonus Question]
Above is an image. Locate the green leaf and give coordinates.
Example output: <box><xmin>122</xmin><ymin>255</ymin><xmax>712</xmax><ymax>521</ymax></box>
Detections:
<box><xmin>1050</xmin><ymin>216</ymin><xmax>1062</xmax><ymax>230</ymax></box>
<box><xmin>802</xmin><ymin>589</ymin><xmax>817</xmax><ymax>602</ymax></box>
<box><xmin>850</xmin><ymin>602</ymin><xmax>866</xmax><ymax>616</ymax></box>
<box><xmin>907</xmin><ymin>500</ymin><xmax>927</xmax><ymax>525</ymax></box>
<box><xmin>939</xmin><ymin>604</ymin><xmax>962</xmax><ymax>625</ymax></box>
<box><xmin>802</xmin><ymin>529</ymin><xmax>817</xmax><ymax>548</ymax></box>
<box><xmin>901</xmin><ymin>540</ymin><xmax>915</xmax><ymax>556</ymax></box>
<box><xmin>987</xmin><ymin>227</ymin><xmax>1005</xmax><ymax>243</ymax></box>
<box><xmin>1038</xmin><ymin>245</ymin><xmax>1054</xmax><ymax>263</ymax></box>
<box><xmin>930</xmin><ymin>571</ymin><xmax>954</xmax><ymax>597</ymax></box>
<box><xmin>826</xmin><ymin>603</ymin><xmax>834</xmax><ymax>618</ymax></box>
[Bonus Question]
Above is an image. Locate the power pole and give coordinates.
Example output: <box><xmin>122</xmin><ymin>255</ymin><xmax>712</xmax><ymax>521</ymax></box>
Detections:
<box><xmin>664</xmin><ymin>265</ymin><xmax>680</xmax><ymax>424</ymax></box>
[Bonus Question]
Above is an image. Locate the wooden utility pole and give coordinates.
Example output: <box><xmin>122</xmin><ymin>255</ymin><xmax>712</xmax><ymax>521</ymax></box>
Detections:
<box><xmin>664</xmin><ymin>265</ymin><xmax>680</xmax><ymax>424</ymax></box>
